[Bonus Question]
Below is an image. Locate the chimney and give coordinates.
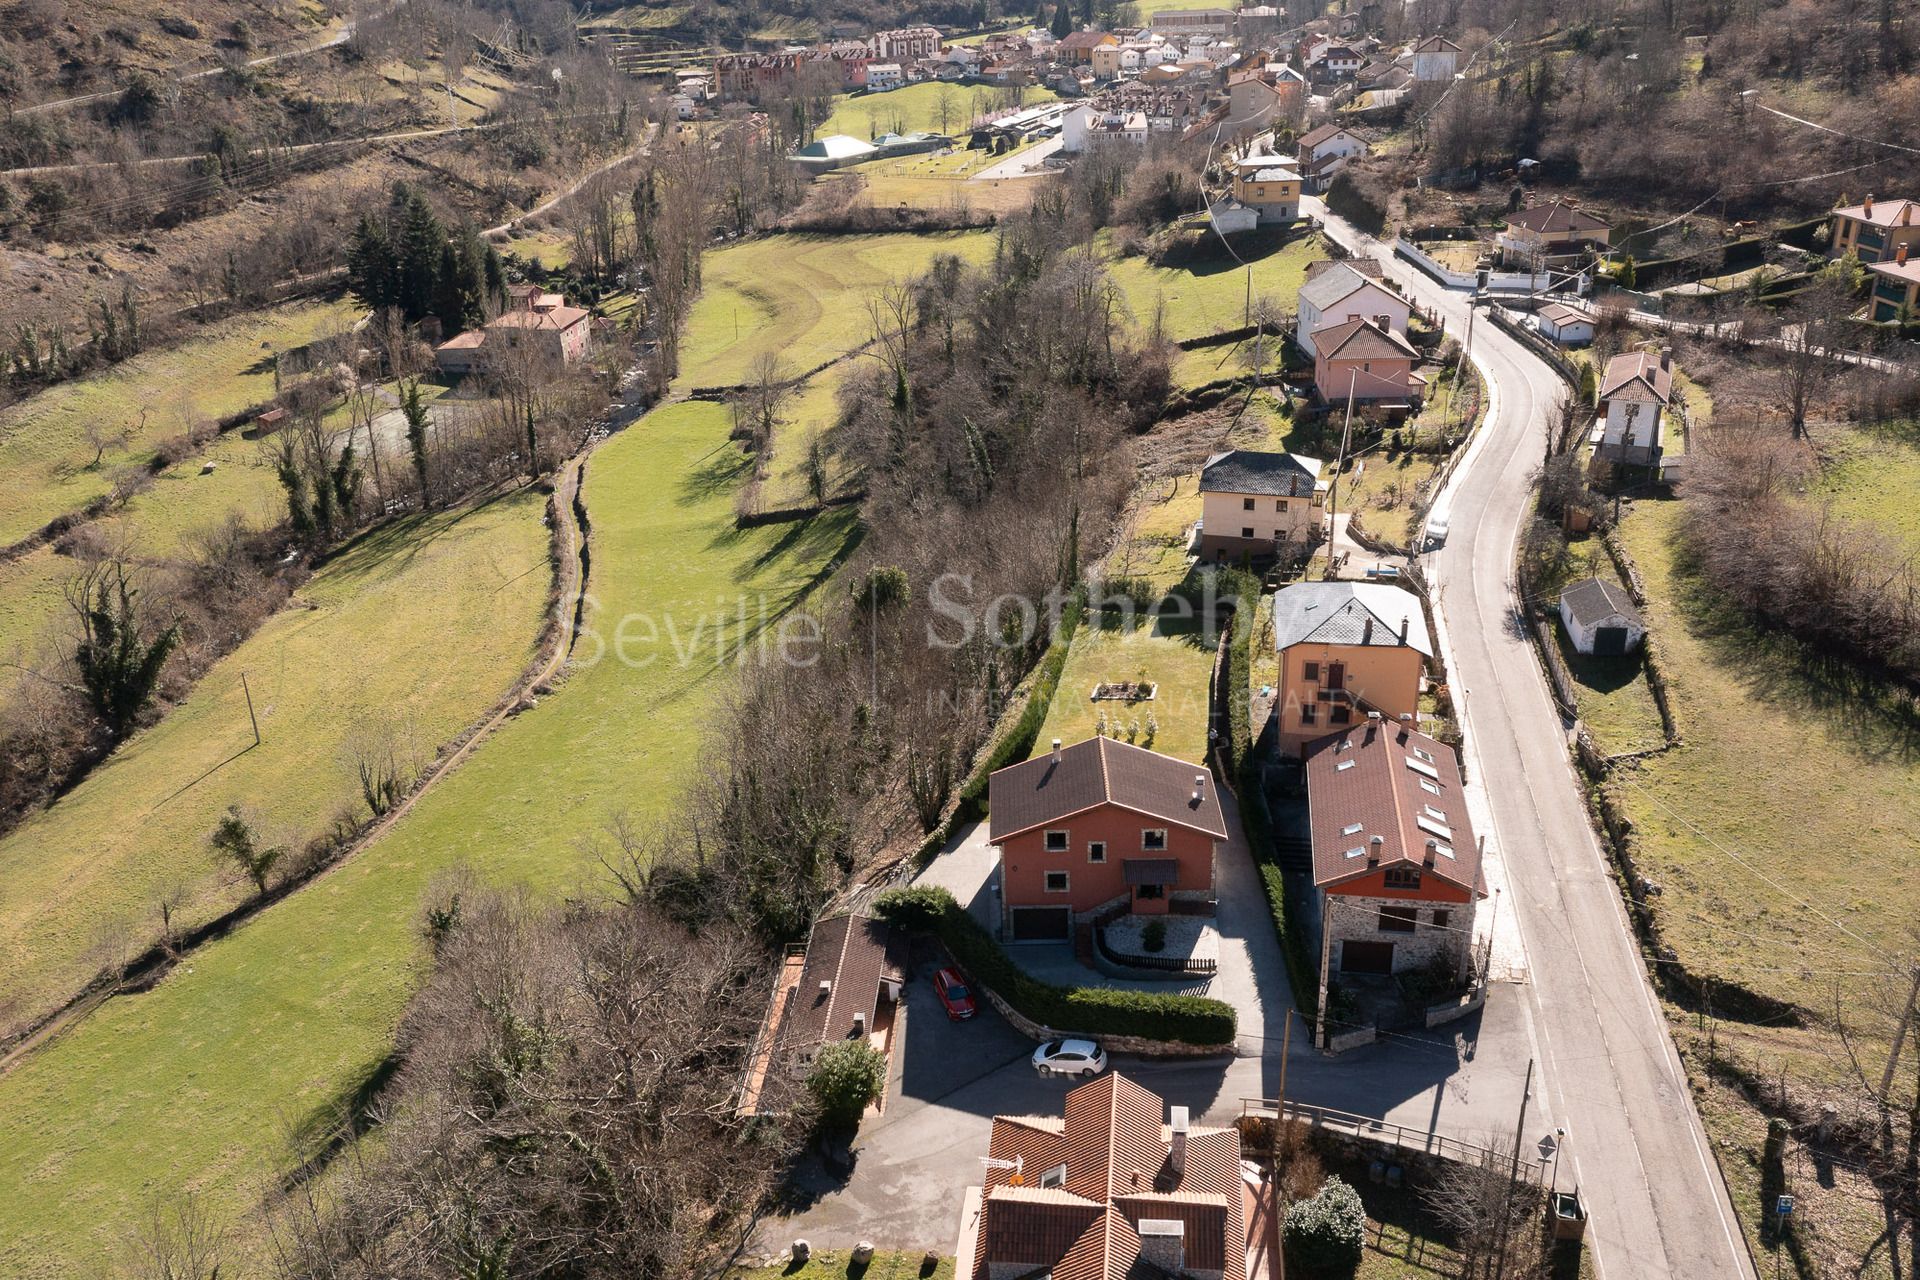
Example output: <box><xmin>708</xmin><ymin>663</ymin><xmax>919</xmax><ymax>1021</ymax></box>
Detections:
<box><xmin>1193</xmin><ymin>773</ymin><xmax>1208</xmax><ymax>804</ymax></box>
<box><xmin>1865</xmin><ymin>193</ymin><xmax>1874</xmax><ymax>218</ymax></box>
<box><xmin>1168</xmin><ymin>1105</ymin><xmax>1190</xmax><ymax>1177</ymax></box>
<box><xmin>1659</xmin><ymin>346</ymin><xmax>1672</xmax><ymax>372</ymax></box>
<box><xmin>1052</xmin><ymin>738</ymin><xmax>1063</xmax><ymax>763</ymax></box>
<box><xmin>852</xmin><ymin>1011</ymin><xmax>866</xmax><ymax>1036</ymax></box>
<box><xmin>1399</xmin><ymin>615</ymin><xmax>1409</xmax><ymax>644</ymax></box>
<box><xmin>1368</xmin><ymin>834</ymin><xmax>1383</xmax><ymax>866</ymax></box>
<box><xmin>1424</xmin><ymin>838</ymin><xmax>1439</xmax><ymax>867</ymax></box>
<box><xmin>1900</xmin><ymin>242</ymin><xmax>1911</xmax><ymax>267</ymax></box>
<box><xmin>1362</xmin><ymin>616</ymin><xmax>1374</xmax><ymax>644</ymax></box>
<box><xmin>1138</xmin><ymin>1220</ymin><xmax>1185</xmax><ymax>1274</ymax></box>
<box><xmin>818</xmin><ymin>979</ymin><xmax>832</xmax><ymax>999</ymax></box>
<box><xmin>1905</xmin><ymin>203</ymin><xmax>1914</xmax><ymax>226</ymax></box>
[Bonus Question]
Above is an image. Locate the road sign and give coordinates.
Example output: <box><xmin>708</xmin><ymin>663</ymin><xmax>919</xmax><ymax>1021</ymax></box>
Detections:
<box><xmin>1777</xmin><ymin>1195</ymin><xmax>1794</xmax><ymax>1217</ymax></box>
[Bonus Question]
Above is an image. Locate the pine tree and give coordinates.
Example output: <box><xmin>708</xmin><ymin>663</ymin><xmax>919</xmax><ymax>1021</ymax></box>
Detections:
<box><xmin>401</xmin><ymin>379</ymin><xmax>432</xmax><ymax>506</ymax></box>
<box><xmin>1052</xmin><ymin>2</ymin><xmax>1072</xmax><ymax>37</ymax></box>
<box><xmin>396</xmin><ymin>193</ymin><xmax>445</xmax><ymax>324</ymax></box>
<box><xmin>346</xmin><ymin>214</ymin><xmax>398</xmax><ymax>312</ymax></box>
<box><xmin>481</xmin><ymin>241</ymin><xmax>507</xmax><ymax>315</ymax></box>
<box><xmin>433</xmin><ymin>240</ymin><xmax>469</xmax><ymax>334</ymax></box>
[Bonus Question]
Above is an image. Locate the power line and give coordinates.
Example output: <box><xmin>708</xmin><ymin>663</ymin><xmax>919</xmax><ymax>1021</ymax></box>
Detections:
<box><xmin>1746</xmin><ymin>97</ymin><xmax>1920</xmax><ymax>157</ymax></box>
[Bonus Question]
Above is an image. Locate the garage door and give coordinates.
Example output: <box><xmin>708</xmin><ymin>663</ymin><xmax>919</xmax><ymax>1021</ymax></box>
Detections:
<box><xmin>1593</xmin><ymin>626</ymin><xmax>1628</xmax><ymax>656</ymax></box>
<box><xmin>1341</xmin><ymin>940</ymin><xmax>1395</xmax><ymax>975</ymax></box>
<box><xmin>1010</xmin><ymin>907</ymin><xmax>1072</xmax><ymax>941</ymax></box>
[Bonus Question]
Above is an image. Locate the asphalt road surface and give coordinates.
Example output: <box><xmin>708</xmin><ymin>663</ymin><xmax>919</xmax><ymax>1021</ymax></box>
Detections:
<box><xmin>1305</xmin><ymin>194</ymin><xmax>1755</xmax><ymax>1280</ymax></box>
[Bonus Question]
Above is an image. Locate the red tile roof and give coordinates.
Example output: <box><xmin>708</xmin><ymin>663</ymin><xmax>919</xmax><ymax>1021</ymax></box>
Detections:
<box><xmin>1598</xmin><ymin>349</ymin><xmax>1673</xmax><ymax>404</ymax></box>
<box><xmin>1506</xmin><ymin>198</ymin><xmax>1610</xmax><ymax>236</ymax></box>
<box><xmin>1304</xmin><ymin>719</ymin><xmax>1482</xmax><ymax>894</ymax></box>
<box><xmin>780</xmin><ymin>913</ymin><xmax>904</xmax><ymax>1050</ymax></box>
<box><xmin>1313</xmin><ymin>317</ymin><xmax>1419</xmax><ymax>361</ymax></box>
<box><xmin>973</xmin><ymin>1075</ymin><xmax>1246</xmax><ymax>1280</ymax></box>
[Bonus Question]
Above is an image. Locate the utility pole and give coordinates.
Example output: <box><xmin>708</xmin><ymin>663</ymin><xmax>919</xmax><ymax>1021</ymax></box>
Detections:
<box><xmin>241</xmin><ymin>671</ymin><xmax>261</xmax><ymax>746</ymax></box>
<box><xmin>1270</xmin><ymin>1009</ymin><xmax>1292</xmax><ymax>1279</ymax></box>
<box><xmin>1491</xmin><ymin>1057</ymin><xmax>1534</xmax><ymax>1280</ymax></box>
<box><xmin>1322</xmin><ymin>367</ymin><xmax>1359</xmax><ymax>578</ymax></box>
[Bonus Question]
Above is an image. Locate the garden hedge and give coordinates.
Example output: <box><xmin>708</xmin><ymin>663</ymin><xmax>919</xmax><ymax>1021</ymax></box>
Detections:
<box><xmin>873</xmin><ymin>887</ymin><xmax>1236</xmax><ymax>1047</ymax></box>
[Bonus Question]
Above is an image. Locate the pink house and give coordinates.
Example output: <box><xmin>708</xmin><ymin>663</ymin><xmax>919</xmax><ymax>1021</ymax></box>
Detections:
<box><xmin>1311</xmin><ymin>317</ymin><xmax>1425</xmax><ymax>406</ymax></box>
<box><xmin>987</xmin><ymin>737</ymin><xmax>1227</xmax><ymax>941</ymax></box>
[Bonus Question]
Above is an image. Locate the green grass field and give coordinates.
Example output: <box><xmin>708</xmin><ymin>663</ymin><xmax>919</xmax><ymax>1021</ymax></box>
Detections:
<box><xmin>0</xmin><ymin>300</ymin><xmax>360</xmax><ymax>547</ymax></box>
<box><xmin>1813</xmin><ymin>419</ymin><xmax>1920</xmax><ymax>560</ymax></box>
<box><xmin>1033</xmin><ymin>614</ymin><xmax>1216</xmax><ymax>764</ymax></box>
<box><xmin>765</xmin><ymin>366</ymin><xmax>859</xmax><ymax>508</ymax></box>
<box><xmin>1612</xmin><ymin>498</ymin><xmax>1920</xmax><ymax>1010</ymax></box>
<box><xmin>0</xmin><ymin>402</ymin><xmax>859</xmax><ymax>1278</ymax></box>
<box><xmin>676</xmin><ymin>230</ymin><xmax>996</xmax><ymax>387</ymax></box>
<box><xmin>1103</xmin><ymin>232</ymin><xmax>1325</xmax><ymax>344</ymax></box>
<box><xmin>818</xmin><ymin>82</ymin><xmax>1057</xmax><ymax>140</ymax></box>
<box><xmin>0</xmin><ymin>493</ymin><xmax>553</xmax><ymax>1040</ymax></box>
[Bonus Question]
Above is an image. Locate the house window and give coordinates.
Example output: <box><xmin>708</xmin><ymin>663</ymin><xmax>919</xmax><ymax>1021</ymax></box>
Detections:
<box><xmin>1432</xmin><ymin>910</ymin><xmax>1451</xmax><ymax>930</ymax></box>
<box><xmin>1136</xmin><ymin>883</ymin><xmax>1166</xmax><ymax>900</ymax></box>
<box><xmin>1243</xmin><ymin>497</ymin><xmax>1256</xmax><ymax>510</ymax></box>
<box><xmin>1379</xmin><ymin>906</ymin><xmax>1419</xmax><ymax>933</ymax></box>
<box><xmin>1330</xmin><ymin>705</ymin><xmax>1352</xmax><ymax>725</ymax></box>
<box><xmin>1303</xmin><ymin>661</ymin><xmax>1320</xmax><ymax>682</ymax></box>
<box><xmin>1301</xmin><ymin>702</ymin><xmax>1318</xmax><ymax>725</ymax></box>
<box><xmin>1045</xmin><ymin>871</ymin><xmax>1070</xmax><ymax>893</ymax></box>
<box><xmin>1044</xmin><ymin>830</ymin><xmax>1070</xmax><ymax>852</ymax></box>
<box><xmin>1142</xmin><ymin>829</ymin><xmax>1167</xmax><ymax>851</ymax></box>
<box><xmin>1088</xmin><ymin>841</ymin><xmax>1107</xmax><ymax>864</ymax></box>
<box><xmin>1383</xmin><ymin>867</ymin><xmax>1422</xmax><ymax>890</ymax></box>
<box><xmin>1040</xmin><ymin>1162</ymin><xmax>1068</xmax><ymax>1189</ymax></box>
<box><xmin>1277</xmin><ymin>499</ymin><xmax>1288</xmax><ymax>512</ymax></box>
<box><xmin>1241</xmin><ymin>527</ymin><xmax>1255</xmax><ymax>539</ymax></box>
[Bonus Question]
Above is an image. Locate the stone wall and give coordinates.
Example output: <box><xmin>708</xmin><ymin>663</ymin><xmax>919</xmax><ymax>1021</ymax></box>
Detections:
<box><xmin>1325</xmin><ymin>892</ymin><xmax>1472</xmax><ymax>976</ymax></box>
<box><xmin>969</xmin><ymin>980</ymin><xmax>1234</xmax><ymax>1058</ymax></box>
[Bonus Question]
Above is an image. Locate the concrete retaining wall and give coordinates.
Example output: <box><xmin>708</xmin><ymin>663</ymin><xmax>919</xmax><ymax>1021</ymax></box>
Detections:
<box><xmin>1324</xmin><ymin>1024</ymin><xmax>1378</xmax><ymax>1053</ymax></box>
<box><xmin>1424</xmin><ymin>984</ymin><xmax>1487</xmax><ymax>1028</ymax></box>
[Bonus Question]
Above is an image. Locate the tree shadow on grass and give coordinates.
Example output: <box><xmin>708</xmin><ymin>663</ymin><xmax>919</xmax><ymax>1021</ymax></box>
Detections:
<box><xmin>1664</xmin><ymin>537</ymin><xmax>1920</xmax><ymax>766</ymax></box>
<box><xmin>314</xmin><ymin>489</ymin><xmax>521</xmax><ymax>585</ymax></box>
<box><xmin>277</xmin><ymin>1048</ymin><xmax>402</xmax><ymax>1193</ymax></box>
<box><xmin>679</xmin><ymin>442</ymin><xmax>753</xmax><ymax>507</ymax></box>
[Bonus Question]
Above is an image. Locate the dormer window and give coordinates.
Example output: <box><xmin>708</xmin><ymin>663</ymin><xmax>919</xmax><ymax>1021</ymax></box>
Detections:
<box><xmin>1040</xmin><ymin>1162</ymin><xmax>1068</xmax><ymax>1189</ymax></box>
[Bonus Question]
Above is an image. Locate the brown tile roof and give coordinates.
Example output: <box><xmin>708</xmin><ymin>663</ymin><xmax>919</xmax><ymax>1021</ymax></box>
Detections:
<box><xmin>1313</xmin><ymin>317</ymin><xmax>1419</xmax><ymax>361</ymax></box>
<box><xmin>489</xmin><ymin>305</ymin><xmax>590</xmax><ymax>333</ymax></box>
<box><xmin>1506</xmin><ymin>199</ymin><xmax>1610</xmax><ymax>236</ymax></box>
<box><xmin>1304</xmin><ymin>719</ymin><xmax>1482</xmax><ymax>894</ymax></box>
<box><xmin>1598</xmin><ymin>349</ymin><xmax>1673</xmax><ymax>404</ymax></box>
<box><xmin>1413</xmin><ymin>34</ymin><xmax>1462</xmax><ymax>52</ymax></box>
<box><xmin>1299</xmin><ymin>122</ymin><xmax>1362</xmax><ymax>149</ymax></box>
<box><xmin>1870</xmin><ymin>256</ymin><xmax>1920</xmax><ymax>287</ymax></box>
<box><xmin>974</xmin><ymin>1075</ymin><xmax>1246</xmax><ymax>1280</ymax></box>
<box><xmin>988</xmin><ymin>738</ymin><xmax>1228</xmax><ymax>845</ymax></box>
<box><xmin>780</xmin><ymin>913</ymin><xmax>902</xmax><ymax>1050</ymax></box>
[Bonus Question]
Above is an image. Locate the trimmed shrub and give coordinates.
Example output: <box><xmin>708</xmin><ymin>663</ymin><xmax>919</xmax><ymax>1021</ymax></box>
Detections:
<box><xmin>1284</xmin><ymin>1175</ymin><xmax>1366</xmax><ymax>1277</ymax></box>
<box><xmin>1141</xmin><ymin>919</ymin><xmax>1168</xmax><ymax>953</ymax></box>
<box><xmin>873</xmin><ymin>887</ymin><xmax>1235</xmax><ymax>1046</ymax></box>
<box><xmin>806</xmin><ymin>1040</ymin><xmax>886</xmax><ymax>1130</ymax></box>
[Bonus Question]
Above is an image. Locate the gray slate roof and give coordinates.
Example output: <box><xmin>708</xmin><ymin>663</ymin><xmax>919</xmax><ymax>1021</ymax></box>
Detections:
<box><xmin>1199</xmin><ymin>449</ymin><xmax>1323</xmax><ymax>497</ymax></box>
<box><xmin>1297</xmin><ymin>262</ymin><xmax>1378</xmax><ymax>311</ymax></box>
<box><xmin>1271</xmin><ymin>581</ymin><xmax>1432</xmax><ymax>656</ymax></box>
<box><xmin>1559</xmin><ymin>577</ymin><xmax>1643</xmax><ymax>630</ymax></box>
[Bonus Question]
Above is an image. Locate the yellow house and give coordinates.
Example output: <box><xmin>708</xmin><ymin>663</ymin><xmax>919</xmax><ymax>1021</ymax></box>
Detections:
<box><xmin>1231</xmin><ymin>157</ymin><xmax>1302</xmax><ymax>224</ymax></box>
<box><xmin>1830</xmin><ymin>195</ymin><xmax>1920</xmax><ymax>265</ymax></box>
<box><xmin>1091</xmin><ymin>42</ymin><xmax>1123</xmax><ymax>79</ymax></box>
<box><xmin>1271</xmin><ymin>582</ymin><xmax>1431</xmax><ymax>756</ymax></box>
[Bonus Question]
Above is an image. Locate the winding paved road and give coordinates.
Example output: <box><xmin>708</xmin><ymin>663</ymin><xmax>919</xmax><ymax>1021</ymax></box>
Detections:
<box><xmin>1306</xmin><ymin>195</ymin><xmax>1756</xmax><ymax>1280</ymax></box>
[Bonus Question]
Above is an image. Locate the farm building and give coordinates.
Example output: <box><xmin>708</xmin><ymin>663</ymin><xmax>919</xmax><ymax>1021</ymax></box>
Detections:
<box><xmin>1558</xmin><ymin>578</ymin><xmax>1645</xmax><ymax>655</ymax></box>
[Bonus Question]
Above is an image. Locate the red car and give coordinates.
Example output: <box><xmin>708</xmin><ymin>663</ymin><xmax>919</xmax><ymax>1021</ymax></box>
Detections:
<box><xmin>934</xmin><ymin>968</ymin><xmax>976</xmax><ymax>1021</ymax></box>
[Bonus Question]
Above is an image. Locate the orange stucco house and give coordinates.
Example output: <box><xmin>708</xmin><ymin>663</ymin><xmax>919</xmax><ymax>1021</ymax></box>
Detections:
<box><xmin>1270</xmin><ymin>581</ymin><xmax>1431</xmax><ymax>757</ymax></box>
<box><xmin>987</xmin><ymin>737</ymin><xmax>1228</xmax><ymax>942</ymax></box>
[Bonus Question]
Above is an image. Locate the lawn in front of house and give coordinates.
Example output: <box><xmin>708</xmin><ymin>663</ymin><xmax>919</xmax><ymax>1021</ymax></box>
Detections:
<box><xmin>675</xmin><ymin>230</ymin><xmax>998</xmax><ymax>388</ymax></box>
<box><xmin>0</xmin><ymin>401</ymin><xmax>861</xmax><ymax>1278</ymax></box>
<box><xmin>0</xmin><ymin>298</ymin><xmax>361</xmax><ymax>547</ymax></box>
<box><xmin>0</xmin><ymin>491</ymin><xmax>554</xmax><ymax>1043</ymax></box>
<box><xmin>1032</xmin><ymin>612</ymin><xmax>1218</xmax><ymax>765</ymax></box>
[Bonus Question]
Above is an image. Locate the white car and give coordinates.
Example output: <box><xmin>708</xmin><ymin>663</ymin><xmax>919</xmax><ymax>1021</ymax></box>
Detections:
<box><xmin>1424</xmin><ymin>514</ymin><xmax>1451</xmax><ymax>548</ymax></box>
<box><xmin>1032</xmin><ymin>1038</ymin><xmax>1108</xmax><ymax>1078</ymax></box>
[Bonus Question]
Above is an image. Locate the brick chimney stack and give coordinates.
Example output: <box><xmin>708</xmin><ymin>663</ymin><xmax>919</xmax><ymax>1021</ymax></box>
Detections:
<box><xmin>1900</xmin><ymin>242</ymin><xmax>1911</xmax><ymax>267</ymax></box>
<box><xmin>1865</xmin><ymin>193</ymin><xmax>1875</xmax><ymax>218</ymax></box>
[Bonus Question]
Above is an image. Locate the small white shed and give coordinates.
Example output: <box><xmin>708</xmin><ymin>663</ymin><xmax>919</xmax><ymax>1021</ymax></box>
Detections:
<box><xmin>1535</xmin><ymin>302</ymin><xmax>1595</xmax><ymax>346</ymax></box>
<box><xmin>1209</xmin><ymin>198</ymin><xmax>1260</xmax><ymax>236</ymax></box>
<box><xmin>1559</xmin><ymin>577</ymin><xmax>1646</xmax><ymax>656</ymax></box>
